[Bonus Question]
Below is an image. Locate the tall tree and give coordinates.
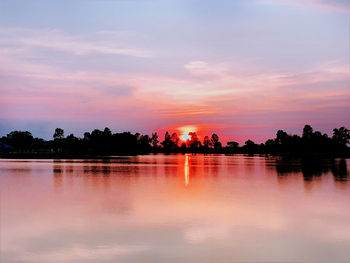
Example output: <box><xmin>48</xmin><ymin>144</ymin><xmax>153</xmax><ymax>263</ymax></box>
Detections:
<box><xmin>171</xmin><ymin>133</ymin><xmax>180</xmax><ymax>147</ymax></box>
<box><xmin>333</xmin><ymin>127</ymin><xmax>350</xmax><ymax>145</ymax></box>
<box><xmin>161</xmin><ymin>131</ymin><xmax>172</xmax><ymax>151</ymax></box>
<box><xmin>211</xmin><ymin>133</ymin><xmax>222</xmax><ymax>152</ymax></box>
<box><xmin>53</xmin><ymin>128</ymin><xmax>64</xmax><ymax>140</ymax></box>
<box><xmin>203</xmin><ymin>136</ymin><xmax>212</xmax><ymax>148</ymax></box>
<box><xmin>103</xmin><ymin>127</ymin><xmax>112</xmax><ymax>137</ymax></box>
<box><xmin>302</xmin><ymin>125</ymin><xmax>313</xmax><ymax>139</ymax></box>
<box><xmin>188</xmin><ymin>132</ymin><xmax>201</xmax><ymax>150</ymax></box>
<box><xmin>151</xmin><ymin>132</ymin><xmax>159</xmax><ymax>148</ymax></box>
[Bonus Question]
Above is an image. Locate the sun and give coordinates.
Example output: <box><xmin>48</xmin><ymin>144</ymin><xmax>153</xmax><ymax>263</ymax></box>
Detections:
<box><xmin>181</xmin><ymin>134</ymin><xmax>192</xmax><ymax>141</ymax></box>
<box><xmin>178</xmin><ymin>125</ymin><xmax>198</xmax><ymax>141</ymax></box>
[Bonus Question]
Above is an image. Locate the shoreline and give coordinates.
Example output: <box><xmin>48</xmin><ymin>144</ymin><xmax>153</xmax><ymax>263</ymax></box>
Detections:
<box><xmin>1</xmin><ymin>152</ymin><xmax>350</xmax><ymax>159</ymax></box>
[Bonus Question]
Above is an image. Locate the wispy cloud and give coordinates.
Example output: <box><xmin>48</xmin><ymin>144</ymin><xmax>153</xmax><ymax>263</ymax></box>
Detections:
<box><xmin>0</xmin><ymin>28</ymin><xmax>153</xmax><ymax>58</ymax></box>
<box><xmin>16</xmin><ymin>244</ymin><xmax>148</xmax><ymax>263</ymax></box>
<box><xmin>1</xmin><ymin>54</ymin><xmax>349</xmax><ymax>126</ymax></box>
<box><xmin>307</xmin><ymin>0</ymin><xmax>350</xmax><ymax>12</ymax></box>
<box><xmin>258</xmin><ymin>0</ymin><xmax>350</xmax><ymax>12</ymax></box>
<box><xmin>184</xmin><ymin>61</ymin><xmax>228</xmax><ymax>77</ymax></box>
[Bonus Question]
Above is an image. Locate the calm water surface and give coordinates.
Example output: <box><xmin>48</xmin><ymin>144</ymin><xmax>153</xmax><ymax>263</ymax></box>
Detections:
<box><xmin>1</xmin><ymin>155</ymin><xmax>350</xmax><ymax>263</ymax></box>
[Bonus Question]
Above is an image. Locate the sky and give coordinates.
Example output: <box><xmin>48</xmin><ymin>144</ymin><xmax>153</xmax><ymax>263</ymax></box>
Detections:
<box><xmin>0</xmin><ymin>0</ymin><xmax>349</xmax><ymax>143</ymax></box>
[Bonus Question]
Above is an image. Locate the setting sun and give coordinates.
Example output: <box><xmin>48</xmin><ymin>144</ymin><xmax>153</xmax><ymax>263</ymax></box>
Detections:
<box><xmin>178</xmin><ymin>125</ymin><xmax>198</xmax><ymax>141</ymax></box>
<box><xmin>182</xmin><ymin>134</ymin><xmax>192</xmax><ymax>141</ymax></box>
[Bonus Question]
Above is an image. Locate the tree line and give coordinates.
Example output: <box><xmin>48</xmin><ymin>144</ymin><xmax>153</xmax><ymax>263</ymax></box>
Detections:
<box><xmin>0</xmin><ymin>125</ymin><xmax>349</xmax><ymax>157</ymax></box>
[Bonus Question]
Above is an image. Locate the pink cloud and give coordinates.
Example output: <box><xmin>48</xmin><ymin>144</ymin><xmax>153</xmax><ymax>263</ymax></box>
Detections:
<box><xmin>259</xmin><ymin>0</ymin><xmax>350</xmax><ymax>13</ymax></box>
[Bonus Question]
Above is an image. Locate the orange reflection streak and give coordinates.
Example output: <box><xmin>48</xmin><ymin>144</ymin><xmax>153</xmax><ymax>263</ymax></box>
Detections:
<box><xmin>185</xmin><ymin>154</ymin><xmax>190</xmax><ymax>187</ymax></box>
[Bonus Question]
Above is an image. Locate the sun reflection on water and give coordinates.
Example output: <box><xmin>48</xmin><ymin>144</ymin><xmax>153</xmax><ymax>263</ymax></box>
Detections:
<box><xmin>184</xmin><ymin>154</ymin><xmax>190</xmax><ymax>187</ymax></box>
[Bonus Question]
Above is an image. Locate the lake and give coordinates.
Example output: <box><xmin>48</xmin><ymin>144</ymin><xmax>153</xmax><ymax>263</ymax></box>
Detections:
<box><xmin>1</xmin><ymin>155</ymin><xmax>350</xmax><ymax>263</ymax></box>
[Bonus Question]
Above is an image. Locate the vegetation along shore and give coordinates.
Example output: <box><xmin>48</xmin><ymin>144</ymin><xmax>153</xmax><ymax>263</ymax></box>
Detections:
<box><xmin>0</xmin><ymin>125</ymin><xmax>349</xmax><ymax>158</ymax></box>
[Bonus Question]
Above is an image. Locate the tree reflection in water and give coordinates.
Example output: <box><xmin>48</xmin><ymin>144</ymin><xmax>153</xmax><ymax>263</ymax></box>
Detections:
<box><xmin>275</xmin><ymin>158</ymin><xmax>349</xmax><ymax>182</ymax></box>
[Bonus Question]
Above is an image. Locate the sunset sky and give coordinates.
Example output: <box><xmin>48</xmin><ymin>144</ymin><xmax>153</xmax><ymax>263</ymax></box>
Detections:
<box><xmin>0</xmin><ymin>0</ymin><xmax>349</xmax><ymax>143</ymax></box>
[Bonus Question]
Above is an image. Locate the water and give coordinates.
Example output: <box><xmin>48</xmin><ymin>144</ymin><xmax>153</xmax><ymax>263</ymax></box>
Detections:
<box><xmin>1</xmin><ymin>155</ymin><xmax>350</xmax><ymax>263</ymax></box>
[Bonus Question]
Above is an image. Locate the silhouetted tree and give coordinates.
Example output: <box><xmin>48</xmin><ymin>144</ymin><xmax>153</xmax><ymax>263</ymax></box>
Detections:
<box><xmin>242</xmin><ymin>139</ymin><xmax>260</xmax><ymax>153</ymax></box>
<box><xmin>333</xmin><ymin>127</ymin><xmax>350</xmax><ymax>145</ymax></box>
<box><xmin>89</xmin><ymin>129</ymin><xmax>104</xmax><ymax>153</ymax></box>
<box><xmin>171</xmin><ymin>133</ymin><xmax>180</xmax><ymax>146</ymax></box>
<box><xmin>161</xmin><ymin>131</ymin><xmax>172</xmax><ymax>152</ymax></box>
<box><xmin>302</xmin><ymin>125</ymin><xmax>313</xmax><ymax>139</ymax></box>
<box><xmin>203</xmin><ymin>136</ymin><xmax>212</xmax><ymax>147</ymax></box>
<box><xmin>65</xmin><ymin>133</ymin><xmax>80</xmax><ymax>152</ymax></box>
<box><xmin>211</xmin><ymin>133</ymin><xmax>222</xmax><ymax>152</ymax></box>
<box><xmin>112</xmin><ymin>132</ymin><xmax>138</xmax><ymax>154</ymax></box>
<box><xmin>1</xmin><ymin>125</ymin><xmax>349</xmax><ymax>157</ymax></box>
<box><xmin>138</xmin><ymin>134</ymin><xmax>151</xmax><ymax>153</ymax></box>
<box><xmin>202</xmin><ymin>135</ymin><xmax>212</xmax><ymax>153</ymax></box>
<box><xmin>226</xmin><ymin>141</ymin><xmax>239</xmax><ymax>153</ymax></box>
<box><xmin>103</xmin><ymin>127</ymin><xmax>112</xmax><ymax>137</ymax></box>
<box><xmin>91</xmin><ymin>129</ymin><xmax>103</xmax><ymax>138</ymax></box>
<box><xmin>53</xmin><ymin>128</ymin><xmax>64</xmax><ymax>140</ymax></box>
<box><xmin>188</xmin><ymin>132</ymin><xmax>201</xmax><ymax>151</ymax></box>
<box><xmin>180</xmin><ymin>142</ymin><xmax>187</xmax><ymax>152</ymax></box>
<box><xmin>227</xmin><ymin>141</ymin><xmax>239</xmax><ymax>148</ymax></box>
<box><xmin>169</xmin><ymin>133</ymin><xmax>180</xmax><ymax>152</ymax></box>
<box><xmin>151</xmin><ymin>132</ymin><xmax>159</xmax><ymax>149</ymax></box>
<box><xmin>211</xmin><ymin>133</ymin><xmax>219</xmax><ymax>144</ymax></box>
<box><xmin>276</xmin><ymin>130</ymin><xmax>289</xmax><ymax>145</ymax></box>
<box><xmin>4</xmin><ymin>131</ymin><xmax>34</xmax><ymax>150</ymax></box>
<box><xmin>83</xmin><ymin>132</ymin><xmax>91</xmax><ymax>141</ymax></box>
